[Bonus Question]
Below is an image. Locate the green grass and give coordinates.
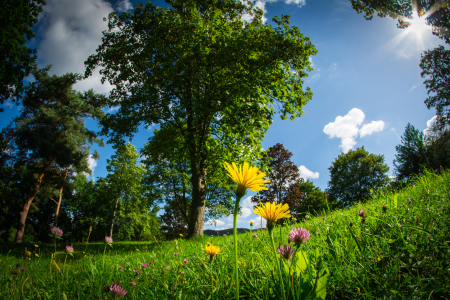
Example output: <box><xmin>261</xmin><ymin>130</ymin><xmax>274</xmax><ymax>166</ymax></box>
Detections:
<box><xmin>1</xmin><ymin>169</ymin><xmax>450</xmax><ymax>299</ymax></box>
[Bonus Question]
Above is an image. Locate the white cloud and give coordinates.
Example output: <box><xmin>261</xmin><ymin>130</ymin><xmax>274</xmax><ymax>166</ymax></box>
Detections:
<box><xmin>4</xmin><ymin>100</ymin><xmax>13</xmax><ymax>108</ymax></box>
<box><xmin>205</xmin><ymin>219</ymin><xmax>225</xmax><ymax>226</ymax></box>
<box><xmin>86</xmin><ymin>153</ymin><xmax>98</xmax><ymax>177</ymax></box>
<box><xmin>36</xmin><ymin>0</ymin><xmax>115</xmax><ymax>95</ymax></box>
<box><xmin>359</xmin><ymin>120</ymin><xmax>385</xmax><ymax>138</ymax></box>
<box><xmin>298</xmin><ymin>165</ymin><xmax>319</xmax><ymax>180</ymax></box>
<box><xmin>409</xmin><ymin>83</ymin><xmax>420</xmax><ymax>93</ymax></box>
<box><xmin>323</xmin><ymin>108</ymin><xmax>364</xmax><ymax>153</ymax></box>
<box><xmin>238</xmin><ymin>0</ymin><xmax>306</xmax><ymax>28</ymax></box>
<box><xmin>226</xmin><ymin>196</ymin><xmax>255</xmax><ymax>221</ymax></box>
<box><xmin>324</xmin><ymin>108</ymin><xmax>385</xmax><ymax>153</ymax></box>
<box><xmin>309</xmin><ymin>56</ymin><xmax>314</xmax><ymax>68</ymax></box>
<box><xmin>115</xmin><ymin>0</ymin><xmax>133</xmax><ymax>12</ymax></box>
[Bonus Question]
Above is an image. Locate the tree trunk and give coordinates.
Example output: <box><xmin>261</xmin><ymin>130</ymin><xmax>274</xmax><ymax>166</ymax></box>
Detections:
<box><xmin>109</xmin><ymin>195</ymin><xmax>120</xmax><ymax>238</ymax></box>
<box><xmin>54</xmin><ymin>165</ymin><xmax>69</xmax><ymax>227</ymax></box>
<box><xmin>15</xmin><ymin>157</ymin><xmax>55</xmax><ymax>243</ymax></box>
<box><xmin>187</xmin><ymin>162</ymin><xmax>207</xmax><ymax>238</ymax></box>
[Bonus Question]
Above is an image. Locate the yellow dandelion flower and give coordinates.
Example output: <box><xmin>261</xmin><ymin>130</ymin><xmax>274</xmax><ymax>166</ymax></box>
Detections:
<box><xmin>224</xmin><ymin>162</ymin><xmax>270</xmax><ymax>198</ymax></box>
<box><xmin>35</xmin><ymin>253</ymin><xmax>39</xmax><ymax>258</ymax></box>
<box><xmin>179</xmin><ymin>234</ymin><xmax>184</xmax><ymax>237</ymax></box>
<box><xmin>252</xmin><ymin>202</ymin><xmax>291</xmax><ymax>232</ymax></box>
<box><xmin>25</xmin><ymin>251</ymin><xmax>31</xmax><ymax>257</ymax></box>
<box><xmin>34</xmin><ymin>244</ymin><xmax>38</xmax><ymax>248</ymax></box>
<box><xmin>202</xmin><ymin>243</ymin><xmax>224</xmax><ymax>262</ymax></box>
<box><xmin>249</xmin><ymin>221</ymin><xmax>254</xmax><ymax>226</ymax></box>
<box><xmin>136</xmin><ymin>249</ymin><xmax>139</xmax><ymax>251</ymax></box>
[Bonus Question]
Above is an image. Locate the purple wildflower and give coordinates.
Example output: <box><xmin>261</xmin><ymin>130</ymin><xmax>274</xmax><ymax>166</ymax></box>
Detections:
<box><xmin>323</xmin><ymin>216</ymin><xmax>325</xmax><ymax>220</ymax></box>
<box><xmin>166</xmin><ymin>266</ymin><xmax>170</xmax><ymax>271</ymax></box>
<box><xmin>277</xmin><ymin>246</ymin><xmax>295</xmax><ymax>260</ymax></box>
<box><xmin>358</xmin><ymin>209</ymin><xmax>366</xmax><ymax>218</ymax></box>
<box><xmin>142</xmin><ymin>263</ymin><xmax>149</xmax><ymax>268</ymax></box>
<box><xmin>20</xmin><ymin>267</ymin><xmax>25</xmax><ymax>272</ymax></box>
<box><xmin>51</xmin><ymin>227</ymin><xmax>63</xmax><ymax>237</ymax></box>
<box><xmin>253</xmin><ymin>233</ymin><xmax>258</xmax><ymax>238</ymax></box>
<box><xmin>65</xmin><ymin>246</ymin><xmax>74</xmax><ymax>253</ymax></box>
<box><xmin>174</xmin><ymin>252</ymin><xmax>179</xmax><ymax>257</ymax></box>
<box><xmin>184</xmin><ymin>259</ymin><xmax>189</xmax><ymax>264</ymax></box>
<box><xmin>110</xmin><ymin>283</ymin><xmax>127</xmax><ymax>298</ymax></box>
<box><xmin>150</xmin><ymin>261</ymin><xmax>154</xmax><ymax>264</ymax></box>
<box><xmin>408</xmin><ymin>199</ymin><xmax>412</xmax><ymax>204</ymax></box>
<box><xmin>223</xmin><ymin>234</ymin><xmax>226</xmax><ymax>237</ymax></box>
<box><xmin>104</xmin><ymin>236</ymin><xmax>113</xmax><ymax>244</ymax></box>
<box><xmin>133</xmin><ymin>269</ymin><xmax>142</xmax><ymax>275</ymax></box>
<box><xmin>288</xmin><ymin>227</ymin><xmax>310</xmax><ymax>245</ymax></box>
<box><xmin>130</xmin><ymin>282</ymin><xmax>136</xmax><ymax>286</ymax></box>
<box><xmin>119</xmin><ymin>266</ymin><xmax>124</xmax><ymax>270</ymax></box>
<box><xmin>91</xmin><ymin>258</ymin><xmax>94</xmax><ymax>262</ymax></box>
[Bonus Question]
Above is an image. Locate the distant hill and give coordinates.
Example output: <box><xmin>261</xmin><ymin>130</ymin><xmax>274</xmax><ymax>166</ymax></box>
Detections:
<box><xmin>203</xmin><ymin>227</ymin><xmax>266</xmax><ymax>236</ymax></box>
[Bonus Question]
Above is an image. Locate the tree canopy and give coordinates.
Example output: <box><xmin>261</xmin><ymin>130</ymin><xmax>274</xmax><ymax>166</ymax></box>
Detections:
<box><xmin>250</xmin><ymin>143</ymin><xmax>303</xmax><ymax>210</ymax></box>
<box><xmin>4</xmin><ymin>65</ymin><xmax>107</xmax><ymax>243</ymax></box>
<box><xmin>85</xmin><ymin>0</ymin><xmax>317</xmax><ymax>237</ymax></box>
<box><xmin>393</xmin><ymin>123</ymin><xmax>428</xmax><ymax>181</ymax></box>
<box><xmin>420</xmin><ymin>46</ymin><xmax>450</xmax><ymax>128</ymax></box>
<box><xmin>327</xmin><ymin>147</ymin><xmax>390</xmax><ymax>206</ymax></box>
<box><xmin>0</xmin><ymin>0</ymin><xmax>46</xmax><ymax>111</ymax></box>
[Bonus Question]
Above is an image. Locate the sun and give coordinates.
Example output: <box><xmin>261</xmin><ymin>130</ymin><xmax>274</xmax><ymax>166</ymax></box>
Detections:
<box><xmin>407</xmin><ymin>12</ymin><xmax>432</xmax><ymax>39</ymax></box>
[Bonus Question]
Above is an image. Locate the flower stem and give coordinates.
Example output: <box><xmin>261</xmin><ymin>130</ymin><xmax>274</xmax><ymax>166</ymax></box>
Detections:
<box><xmin>102</xmin><ymin>245</ymin><xmax>106</xmax><ymax>270</ymax></box>
<box><xmin>210</xmin><ymin>259</ymin><xmax>214</xmax><ymax>298</ymax></box>
<box><xmin>269</xmin><ymin>230</ymin><xmax>286</xmax><ymax>300</ymax></box>
<box><xmin>233</xmin><ymin>195</ymin><xmax>241</xmax><ymax>300</ymax></box>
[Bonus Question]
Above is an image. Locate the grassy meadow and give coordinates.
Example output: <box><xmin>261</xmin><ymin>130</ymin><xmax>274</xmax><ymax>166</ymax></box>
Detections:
<box><xmin>1</xmin><ymin>169</ymin><xmax>450</xmax><ymax>299</ymax></box>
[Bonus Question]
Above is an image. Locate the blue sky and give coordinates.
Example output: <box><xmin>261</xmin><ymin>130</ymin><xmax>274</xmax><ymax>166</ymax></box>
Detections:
<box><xmin>1</xmin><ymin>0</ymin><xmax>447</xmax><ymax>230</ymax></box>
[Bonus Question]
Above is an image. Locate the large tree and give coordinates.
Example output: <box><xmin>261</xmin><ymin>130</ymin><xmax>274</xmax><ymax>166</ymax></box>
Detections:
<box><xmin>251</xmin><ymin>143</ymin><xmax>303</xmax><ymax>211</ymax></box>
<box><xmin>85</xmin><ymin>0</ymin><xmax>317</xmax><ymax>237</ymax></box>
<box><xmin>393</xmin><ymin>123</ymin><xmax>428</xmax><ymax>181</ymax></box>
<box><xmin>420</xmin><ymin>46</ymin><xmax>450</xmax><ymax>128</ymax></box>
<box><xmin>142</xmin><ymin>126</ymin><xmax>235</xmax><ymax>236</ymax></box>
<box><xmin>104</xmin><ymin>142</ymin><xmax>147</xmax><ymax>239</ymax></box>
<box><xmin>0</xmin><ymin>0</ymin><xmax>46</xmax><ymax>111</ymax></box>
<box><xmin>328</xmin><ymin>147</ymin><xmax>390</xmax><ymax>206</ymax></box>
<box><xmin>4</xmin><ymin>65</ymin><xmax>106</xmax><ymax>243</ymax></box>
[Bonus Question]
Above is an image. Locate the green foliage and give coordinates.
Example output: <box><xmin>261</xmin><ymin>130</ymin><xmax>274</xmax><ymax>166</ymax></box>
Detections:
<box><xmin>393</xmin><ymin>123</ymin><xmax>428</xmax><ymax>181</ymax></box>
<box><xmin>1</xmin><ymin>169</ymin><xmax>449</xmax><ymax>299</ymax></box>
<box><xmin>5</xmin><ymin>65</ymin><xmax>107</xmax><ymax>167</ymax></box>
<box><xmin>142</xmin><ymin>126</ymin><xmax>235</xmax><ymax>239</ymax></box>
<box><xmin>84</xmin><ymin>0</ymin><xmax>317</xmax><ymax>236</ymax></box>
<box><xmin>294</xmin><ymin>180</ymin><xmax>340</xmax><ymax>216</ymax></box>
<box><xmin>420</xmin><ymin>45</ymin><xmax>450</xmax><ymax>128</ymax></box>
<box><xmin>0</xmin><ymin>0</ymin><xmax>46</xmax><ymax>111</ymax></box>
<box><xmin>328</xmin><ymin>146</ymin><xmax>390</xmax><ymax>206</ymax></box>
<box><xmin>393</xmin><ymin>122</ymin><xmax>450</xmax><ymax>185</ymax></box>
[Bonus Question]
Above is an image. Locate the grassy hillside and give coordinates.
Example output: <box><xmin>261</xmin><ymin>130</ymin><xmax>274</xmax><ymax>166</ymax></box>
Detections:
<box><xmin>1</xmin><ymin>169</ymin><xmax>449</xmax><ymax>299</ymax></box>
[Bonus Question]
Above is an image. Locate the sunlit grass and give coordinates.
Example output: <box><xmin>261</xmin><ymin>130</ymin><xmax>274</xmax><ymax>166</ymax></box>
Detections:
<box><xmin>1</xmin><ymin>169</ymin><xmax>449</xmax><ymax>299</ymax></box>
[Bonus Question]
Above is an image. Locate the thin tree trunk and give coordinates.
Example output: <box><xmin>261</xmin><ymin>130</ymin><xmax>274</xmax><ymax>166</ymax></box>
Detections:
<box><xmin>15</xmin><ymin>157</ymin><xmax>55</xmax><ymax>243</ymax></box>
<box><xmin>109</xmin><ymin>195</ymin><xmax>120</xmax><ymax>238</ymax></box>
<box><xmin>187</xmin><ymin>162</ymin><xmax>207</xmax><ymax>238</ymax></box>
<box><xmin>54</xmin><ymin>165</ymin><xmax>69</xmax><ymax>227</ymax></box>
